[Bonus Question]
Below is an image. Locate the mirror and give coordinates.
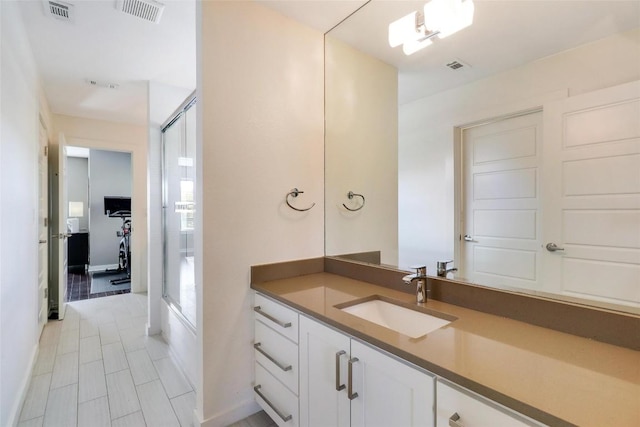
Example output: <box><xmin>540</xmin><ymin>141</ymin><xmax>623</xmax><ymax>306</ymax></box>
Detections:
<box><xmin>325</xmin><ymin>0</ymin><xmax>640</xmax><ymax>314</ymax></box>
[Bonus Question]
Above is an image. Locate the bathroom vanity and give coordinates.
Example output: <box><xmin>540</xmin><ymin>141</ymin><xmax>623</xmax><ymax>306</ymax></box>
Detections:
<box><xmin>251</xmin><ymin>259</ymin><xmax>639</xmax><ymax>427</ymax></box>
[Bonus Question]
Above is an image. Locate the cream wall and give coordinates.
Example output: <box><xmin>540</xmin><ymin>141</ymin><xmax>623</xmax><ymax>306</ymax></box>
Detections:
<box><xmin>0</xmin><ymin>2</ymin><xmax>52</xmax><ymax>425</ymax></box>
<box><xmin>197</xmin><ymin>2</ymin><xmax>324</xmax><ymax>425</ymax></box>
<box><xmin>325</xmin><ymin>37</ymin><xmax>399</xmax><ymax>265</ymax></box>
<box><xmin>398</xmin><ymin>29</ymin><xmax>640</xmax><ymax>271</ymax></box>
<box><xmin>53</xmin><ymin>114</ymin><xmax>149</xmax><ymax>294</ymax></box>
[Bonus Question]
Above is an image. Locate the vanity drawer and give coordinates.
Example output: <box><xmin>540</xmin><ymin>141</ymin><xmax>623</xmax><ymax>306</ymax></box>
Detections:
<box><xmin>255</xmin><ymin>320</ymin><xmax>299</xmax><ymax>394</ymax></box>
<box><xmin>254</xmin><ymin>293</ymin><xmax>299</xmax><ymax>343</ymax></box>
<box><xmin>255</xmin><ymin>362</ymin><xmax>299</xmax><ymax>427</ymax></box>
<box><xmin>436</xmin><ymin>381</ymin><xmax>540</xmax><ymax>427</ymax></box>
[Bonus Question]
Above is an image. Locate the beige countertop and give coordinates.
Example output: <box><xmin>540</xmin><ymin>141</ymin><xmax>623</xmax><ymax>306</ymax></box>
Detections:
<box><xmin>252</xmin><ymin>272</ymin><xmax>640</xmax><ymax>427</ymax></box>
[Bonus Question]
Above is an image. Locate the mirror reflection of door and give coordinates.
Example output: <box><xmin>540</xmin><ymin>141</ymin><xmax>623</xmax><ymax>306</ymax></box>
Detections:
<box><xmin>542</xmin><ymin>81</ymin><xmax>640</xmax><ymax>307</ymax></box>
<box><xmin>461</xmin><ymin>80</ymin><xmax>640</xmax><ymax>308</ymax></box>
<box><xmin>461</xmin><ymin>111</ymin><xmax>543</xmax><ymax>290</ymax></box>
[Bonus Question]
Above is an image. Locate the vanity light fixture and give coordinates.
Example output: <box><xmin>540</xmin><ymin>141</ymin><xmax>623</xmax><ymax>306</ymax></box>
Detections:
<box><xmin>388</xmin><ymin>0</ymin><xmax>475</xmax><ymax>55</ymax></box>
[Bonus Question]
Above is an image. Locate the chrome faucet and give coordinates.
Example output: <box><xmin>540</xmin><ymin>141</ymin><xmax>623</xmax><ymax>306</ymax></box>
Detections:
<box><xmin>402</xmin><ymin>265</ymin><xmax>427</xmax><ymax>303</ymax></box>
<box><xmin>436</xmin><ymin>260</ymin><xmax>458</xmax><ymax>277</ymax></box>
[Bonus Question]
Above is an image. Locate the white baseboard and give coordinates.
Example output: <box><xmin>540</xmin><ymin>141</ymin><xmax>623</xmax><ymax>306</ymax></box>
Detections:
<box><xmin>88</xmin><ymin>264</ymin><xmax>119</xmax><ymax>273</ymax></box>
<box><xmin>196</xmin><ymin>399</ymin><xmax>260</xmax><ymax>427</ymax></box>
<box><xmin>8</xmin><ymin>343</ymin><xmax>39</xmax><ymax>427</ymax></box>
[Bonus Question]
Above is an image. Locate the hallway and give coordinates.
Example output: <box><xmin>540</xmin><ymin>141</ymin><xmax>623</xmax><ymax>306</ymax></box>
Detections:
<box><xmin>18</xmin><ymin>293</ymin><xmax>195</xmax><ymax>427</ymax></box>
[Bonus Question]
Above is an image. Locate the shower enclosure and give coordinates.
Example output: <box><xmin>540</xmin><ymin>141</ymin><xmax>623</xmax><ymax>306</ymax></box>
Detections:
<box><xmin>162</xmin><ymin>96</ymin><xmax>196</xmax><ymax>327</ymax></box>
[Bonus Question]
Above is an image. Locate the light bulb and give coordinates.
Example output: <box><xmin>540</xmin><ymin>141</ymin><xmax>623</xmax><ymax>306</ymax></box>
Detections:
<box><xmin>389</xmin><ymin>11</ymin><xmax>419</xmax><ymax>47</ymax></box>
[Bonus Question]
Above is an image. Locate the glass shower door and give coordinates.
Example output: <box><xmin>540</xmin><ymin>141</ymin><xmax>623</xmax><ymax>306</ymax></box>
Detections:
<box><xmin>162</xmin><ymin>101</ymin><xmax>196</xmax><ymax>327</ymax></box>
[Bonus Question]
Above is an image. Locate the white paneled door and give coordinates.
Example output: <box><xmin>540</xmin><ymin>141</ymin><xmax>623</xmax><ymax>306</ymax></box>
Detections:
<box><xmin>461</xmin><ymin>81</ymin><xmax>640</xmax><ymax>308</ymax></box>
<box><xmin>542</xmin><ymin>81</ymin><xmax>640</xmax><ymax>307</ymax></box>
<box><xmin>58</xmin><ymin>136</ymin><xmax>69</xmax><ymax>319</ymax></box>
<box><xmin>461</xmin><ymin>111</ymin><xmax>543</xmax><ymax>290</ymax></box>
<box><xmin>38</xmin><ymin>122</ymin><xmax>49</xmax><ymax>333</ymax></box>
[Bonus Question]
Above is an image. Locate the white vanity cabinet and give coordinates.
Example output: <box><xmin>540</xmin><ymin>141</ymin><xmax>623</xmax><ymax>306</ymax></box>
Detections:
<box><xmin>436</xmin><ymin>381</ymin><xmax>540</xmax><ymax>427</ymax></box>
<box><xmin>253</xmin><ymin>294</ymin><xmax>300</xmax><ymax>427</ymax></box>
<box><xmin>299</xmin><ymin>315</ymin><xmax>435</xmax><ymax>427</ymax></box>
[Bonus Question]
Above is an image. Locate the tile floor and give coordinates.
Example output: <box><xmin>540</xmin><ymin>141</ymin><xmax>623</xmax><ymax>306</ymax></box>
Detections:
<box><xmin>18</xmin><ymin>293</ymin><xmax>195</xmax><ymax>427</ymax></box>
<box><xmin>66</xmin><ymin>271</ymin><xmax>130</xmax><ymax>302</ymax></box>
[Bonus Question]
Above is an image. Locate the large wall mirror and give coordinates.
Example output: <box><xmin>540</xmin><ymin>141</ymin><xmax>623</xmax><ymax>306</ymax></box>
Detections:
<box><xmin>325</xmin><ymin>0</ymin><xmax>640</xmax><ymax>314</ymax></box>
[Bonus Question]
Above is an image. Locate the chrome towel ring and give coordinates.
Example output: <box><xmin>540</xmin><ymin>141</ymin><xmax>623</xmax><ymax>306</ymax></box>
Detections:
<box><xmin>286</xmin><ymin>188</ymin><xmax>315</xmax><ymax>212</ymax></box>
<box><xmin>343</xmin><ymin>191</ymin><xmax>365</xmax><ymax>212</ymax></box>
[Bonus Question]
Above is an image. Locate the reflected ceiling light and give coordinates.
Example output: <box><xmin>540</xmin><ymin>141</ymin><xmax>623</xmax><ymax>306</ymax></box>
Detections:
<box><xmin>388</xmin><ymin>0</ymin><xmax>475</xmax><ymax>55</ymax></box>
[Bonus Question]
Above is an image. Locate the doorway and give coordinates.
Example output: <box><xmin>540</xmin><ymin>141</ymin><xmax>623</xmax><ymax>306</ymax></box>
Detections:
<box><xmin>65</xmin><ymin>146</ymin><xmax>133</xmax><ymax>302</ymax></box>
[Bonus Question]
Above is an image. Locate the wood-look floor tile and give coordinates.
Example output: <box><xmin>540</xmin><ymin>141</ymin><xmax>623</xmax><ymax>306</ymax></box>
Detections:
<box><xmin>43</xmin><ymin>383</ymin><xmax>77</xmax><ymax>427</ymax></box>
<box><xmin>78</xmin><ymin>396</ymin><xmax>110</xmax><ymax>427</ymax></box>
<box><xmin>106</xmin><ymin>369</ymin><xmax>140</xmax><ymax>419</ymax></box>
<box><xmin>103</xmin><ymin>342</ymin><xmax>129</xmax><ymax>374</ymax></box>
<box><xmin>153</xmin><ymin>357</ymin><xmax>192</xmax><ymax>398</ymax></box>
<box><xmin>120</xmin><ymin>327</ymin><xmax>146</xmax><ymax>353</ymax></box>
<box><xmin>78</xmin><ymin>359</ymin><xmax>107</xmax><ymax>403</ymax></box>
<box><xmin>99</xmin><ymin>322</ymin><xmax>121</xmax><ymax>345</ymax></box>
<box><xmin>111</xmin><ymin>411</ymin><xmax>147</xmax><ymax>427</ymax></box>
<box><xmin>127</xmin><ymin>349</ymin><xmax>159</xmax><ymax>385</ymax></box>
<box><xmin>57</xmin><ymin>328</ymin><xmax>80</xmax><ymax>355</ymax></box>
<box><xmin>79</xmin><ymin>335</ymin><xmax>102</xmax><ymax>365</ymax></box>
<box><xmin>40</xmin><ymin>321</ymin><xmax>62</xmax><ymax>347</ymax></box>
<box><xmin>19</xmin><ymin>373</ymin><xmax>51</xmax><ymax>421</ymax></box>
<box><xmin>79</xmin><ymin>319</ymin><xmax>99</xmax><ymax>338</ymax></box>
<box><xmin>17</xmin><ymin>416</ymin><xmax>44</xmax><ymax>427</ymax></box>
<box><xmin>136</xmin><ymin>380</ymin><xmax>180</xmax><ymax>427</ymax></box>
<box><xmin>246</xmin><ymin>411</ymin><xmax>277</xmax><ymax>427</ymax></box>
<box><xmin>50</xmin><ymin>352</ymin><xmax>79</xmax><ymax>390</ymax></box>
<box><xmin>144</xmin><ymin>335</ymin><xmax>169</xmax><ymax>361</ymax></box>
<box><xmin>33</xmin><ymin>345</ymin><xmax>57</xmax><ymax>376</ymax></box>
<box><xmin>170</xmin><ymin>391</ymin><xmax>196</xmax><ymax>427</ymax></box>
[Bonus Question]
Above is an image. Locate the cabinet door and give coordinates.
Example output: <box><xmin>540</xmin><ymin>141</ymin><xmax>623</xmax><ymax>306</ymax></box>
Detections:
<box><xmin>436</xmin><ymin>381</ymin><xmax>535</xmax><ymax>427</ymax></box>
<box><xmin>299</xmin><ymin>316</ymin><xmax>351</xmax><ymax>427</ymax></box>
<box><xmin>350</xmin><ymin>340</ymin><xmax>435</xmax><ymax>427</ymax></box>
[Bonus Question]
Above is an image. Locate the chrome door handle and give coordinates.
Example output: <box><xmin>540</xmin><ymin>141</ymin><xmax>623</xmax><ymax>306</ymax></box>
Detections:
<box><xmin>253</xmin><ymin>306</ymin><xmax>292</xmax><ymax>328</ymax></box>
<box><xmin>463</xmin><ymin>235</ymin><xmax>477</xmax><ymax>242</ymax></box>
<box><xmin>449</xmin><ymin>412</ymin><xmax>463</xmax><ymax>427</ymax></box>
<box><xmin>254</xmin><ymin>385</ymin><xmax>292</xmax><ymax>422</ymax></box>
<box><xmin>546</xmin><ymin>242</ymin><xmax>565</xmax><ymax>252</ymax></box>
<box><xmin>254</xmin><ymin>343</ymin><xmax>292</xmax><ymax>372</ymax></box>
<box><xmin>347</xmin><ymin>357</ymin><xmax>359</xmax><ymax>400</ymax></box>
<box><xmin>335</xmin><ymin>350</ymin><xmax>346</xmax><ymax>391</ymax></box>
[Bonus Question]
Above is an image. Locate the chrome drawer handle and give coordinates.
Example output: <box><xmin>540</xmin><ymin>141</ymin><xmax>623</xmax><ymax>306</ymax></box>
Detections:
<box><xmin>449</xmin><ymin>412</ymin><xmax>463</xmax><ymax>427</ymax></box>
<box><xmin>254</xmin><ymin>306</ymin><xmax>292</xmax><ymax>329</ymax></box>
<box><xmin>254</xmin><ymin>385</ymin><xmax>292</xmax><ymax>422</ymax></box>
<box><xmin>335</xmin><ymin>350</ymin><xmax>346</xmax><ymax>391</ymax></box>
<box><xmin>254</xmin><ymin>343</ymin><xmax>292</xmax><ymax>372</ymax></box>
<box><xmin>348</xmin><ymin>357</ymin><xmax>359</xmax><ymax>400</ymax></box>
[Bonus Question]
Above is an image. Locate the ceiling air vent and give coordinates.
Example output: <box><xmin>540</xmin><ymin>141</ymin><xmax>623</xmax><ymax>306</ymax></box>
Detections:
<box><xmin>42</xmin><ymin>0</ymin><xmax>74</xmax><ymax>22</ymax></box>
<box><xmin>446</xmin><ymin>59</ymin><xmax>471</xmax><ymax>71</ymax></box>
<box><xmin>117</xmin><ymin>0</ymin><xmax>165</xmax><ymax>24</ymax></box>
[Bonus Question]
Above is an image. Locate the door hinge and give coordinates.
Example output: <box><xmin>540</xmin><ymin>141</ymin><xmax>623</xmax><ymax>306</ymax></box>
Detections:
<box><xmin>44</xmin><ymin>146</ymin><xmax>48</xmax><ymax>156</ymax></box>
<box><xmin>44</xmin><ymin>288</ymin><xmax>48</xmax><ymax>299</ymax></box>
<box><xmin>44</xmin><ymin>217</ymin><xmax>48</xmax><ymax>227</ymax></box>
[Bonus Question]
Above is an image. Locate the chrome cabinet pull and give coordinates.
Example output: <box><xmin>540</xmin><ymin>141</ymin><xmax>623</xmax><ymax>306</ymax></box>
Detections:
<box><xmin>347</xmin><ymin>357</ymin><xmax>359</xmax><ymax>400</ymax></box>
<box><xmin>335</xmin><ymin>350</ymin><xmax>346</xmax><ymax>391</ymax></box>
<box><xmin>449</xmin><ymin>412</ymin><xmax>463</xmax><ymax>427</ymax></box>
<box><xmin>253</xmin><ymin>306</ymin><xmax>292</xmax><ymax>328</ymax></box>
<box><xmin>254</xmin><ymin>385</ymin><xmax>292</xmax><ymax>422</ymax></box>
<box><xmin>254</xmin><ymin>343</ymin><xmax>292</xmax><ymax>372</ymax></box>
<box><xmin>546</xmin><ymin>242</ymin><xmax>565</xmax><ymax>252</ymax></box>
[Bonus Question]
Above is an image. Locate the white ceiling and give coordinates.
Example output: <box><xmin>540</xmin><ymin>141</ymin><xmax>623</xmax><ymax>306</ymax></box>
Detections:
<box><xmin>327</xmin><ymin>0</ymin><xmax>640</xmax><ymax>104</ymax></box>
<box><xmin>18</xmin><ymin>0</ymin><xmax>197</xmax><ymax>125</ymax></box>
<box><xmin>16</xmin><ymin>0</ymin><xmax>640</xmax><ymax>124</ymax></box>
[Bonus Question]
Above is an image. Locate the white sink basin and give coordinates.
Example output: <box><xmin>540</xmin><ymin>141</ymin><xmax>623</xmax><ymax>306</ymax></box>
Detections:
<box><xmin>339</xmin><ymin>297</ymin><xmax>454</xmax><ymax>339</ymax></box>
